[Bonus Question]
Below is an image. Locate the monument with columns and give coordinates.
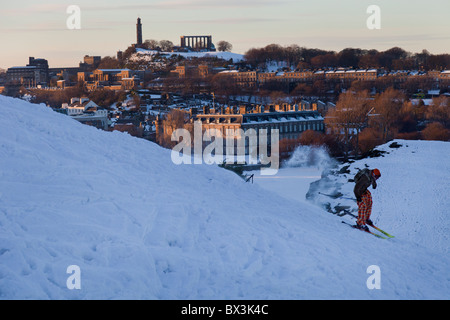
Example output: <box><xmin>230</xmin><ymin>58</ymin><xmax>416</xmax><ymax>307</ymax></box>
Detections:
<box><xmin>180</xmin><ymin>35</ymin><xmax>215</xmax><ymax>51</ymax></box>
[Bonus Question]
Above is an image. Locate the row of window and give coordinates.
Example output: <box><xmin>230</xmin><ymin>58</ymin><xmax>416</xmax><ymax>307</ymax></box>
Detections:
<box><xmin>202</xmin><ymin>121</ymin><xmax>324</xmax><ymax>134</ymax></box>
<box><xmin>198</xmin><ymin>121</ymin><xmax>324</xmax><ymax>142</ymax></box>
<box><xmin>243</xmin><ymin>121</ymin><xmax>324</xmax><ymax>134</ymax></box>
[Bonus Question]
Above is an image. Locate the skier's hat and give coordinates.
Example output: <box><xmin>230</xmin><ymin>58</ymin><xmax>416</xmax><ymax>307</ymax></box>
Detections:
<box><xmin>372</xmin><ymin>168</ymin><xmax>381</xmax><ymax>178</ymax></box>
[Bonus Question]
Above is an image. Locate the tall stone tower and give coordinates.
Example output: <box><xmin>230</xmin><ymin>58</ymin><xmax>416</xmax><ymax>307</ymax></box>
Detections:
<box><xmin>136</xmin><ymin>18</ymin><xmax>143</xmax><ymax>46</ymax></box>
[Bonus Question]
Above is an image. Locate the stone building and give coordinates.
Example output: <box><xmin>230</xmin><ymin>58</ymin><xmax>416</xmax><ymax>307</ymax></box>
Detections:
<box><xmin>218</xmin><ymin>70</ymin><xmax>258</xmax><ymax>88</ymax></box>
<box><xmin>156</xmin><ymin>104</ymin><xmax>324</xmax><ymax>156</ymax></box>
<box><xmin>6</xmin><ymin>57</ymin><xmax>49</xmax><ymax>86</ymax></box>
<box><xmin>171</xmin><ymin>65</ymin><xmax>211</xmax><ymax>79</ymax></box>
<box><xmin>77</xmin><ymin>69</ymin><xmax>142</xmax><ymax>91</ymax></box>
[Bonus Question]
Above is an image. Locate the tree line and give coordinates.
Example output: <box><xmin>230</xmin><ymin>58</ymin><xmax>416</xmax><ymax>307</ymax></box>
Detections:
<box><xmin>139</xmin><ymin>39</ymin><xmax>232</xmax><ymax>52</ymax></box>
<box><xmin>97</xmin><ymin>43</ymin><xmax>449</xmax><ymax>73</ymax></box>
<box><xmin>157</xmin><ymin>87</ymin><xmax>450</xmax><ymax>161</ymax></box>
<box><xmin>278</xmin><ymin>89</ymin><xmax>450</xmax><ymax>162</ymax></box>
<box><xmin>245</xmin><ymin>45</ymin><xmax>450</xmax><ymax>71</ymax></box>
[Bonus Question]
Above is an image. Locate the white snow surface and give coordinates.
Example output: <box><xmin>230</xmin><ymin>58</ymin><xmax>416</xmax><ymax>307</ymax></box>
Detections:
<box><xmin>0</xmin><ymin>95</ymin><xmax>449</xmax><ymax>300</ymax></box>
<box><xmin>135</xmin><ymin>48</ymin><xmax>244</xmax><ymax>62</ymax></box>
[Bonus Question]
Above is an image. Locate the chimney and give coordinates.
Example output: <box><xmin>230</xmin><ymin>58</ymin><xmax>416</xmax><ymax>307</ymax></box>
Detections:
<box><xmin>70</xmin><ymin>97</ymin><xmax>80</xmax><ymax>104</ymax></box>
<box><xmin>190</xmin><ymin>107</ymin><xmax>198</xmax><ymax>117</ymax></box>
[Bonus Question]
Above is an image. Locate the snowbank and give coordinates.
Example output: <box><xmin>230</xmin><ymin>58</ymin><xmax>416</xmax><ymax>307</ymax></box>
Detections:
<box><xmin>0</xmin><ymin>96</ymin><xmax>449</xmax><ymax>299</ymax></box>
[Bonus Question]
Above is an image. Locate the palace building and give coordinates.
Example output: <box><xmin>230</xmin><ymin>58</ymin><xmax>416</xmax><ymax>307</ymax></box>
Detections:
<box><xmin>156</xmin><ymin>104</ymin><xmax>324</xmax><ymax>156</ymax></box>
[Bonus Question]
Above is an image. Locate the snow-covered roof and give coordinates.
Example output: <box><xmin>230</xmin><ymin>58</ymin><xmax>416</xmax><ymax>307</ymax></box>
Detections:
<box><xmin>9</xmin><ymin>66</ymin><xmax>36</xmax><ymax>69</ymax></box>
<box><xmin>219</xmin><ymin>70</ymin><xmax>238</xmax><ymax>74</ymax></box>
<box><xmin>97</xmin><ymin>69</ymin><xmax>131</xmax><ymax>72</ymax></box>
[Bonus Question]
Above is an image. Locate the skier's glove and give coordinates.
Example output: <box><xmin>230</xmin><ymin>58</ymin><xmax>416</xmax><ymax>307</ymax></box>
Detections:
<box><xmin>356</xmin><ymin>197</ymin><xmax>362</xmax><ymax>202</ymax></box>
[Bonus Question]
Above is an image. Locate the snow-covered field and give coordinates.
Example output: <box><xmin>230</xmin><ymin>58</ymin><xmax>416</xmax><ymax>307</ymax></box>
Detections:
<box><xmin>0</xmin><ymin>95</ymin><xmax>449</xmax><ymax>300</ymax></box>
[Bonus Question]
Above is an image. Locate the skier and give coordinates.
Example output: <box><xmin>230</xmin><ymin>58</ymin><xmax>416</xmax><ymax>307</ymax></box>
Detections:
<box><xmin>353</xmin><ymin>168</ymin><xmax>381</xmax><ymax>231</ymax></box>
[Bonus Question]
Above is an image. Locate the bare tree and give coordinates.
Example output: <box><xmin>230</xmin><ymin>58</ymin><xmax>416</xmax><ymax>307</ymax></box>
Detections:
<box><xmin>160</xmin><ymin>109</ymin><xmax>188</xmax><ymax>148</ymax></box>
<box><xmin>373</xmin><ymin>87</ymin><xmax>406</xmax><ymax>142</ymax></box>
<box><xmin>325</xmin><ymin>90</ymin><xmax>372</xmax><ymax>159</ymax></box>
<box><xmin>426</xmin><ymin>96</ymin><xmax>450</xmax><ymax>128</ymax></box>
<box><xmin>217</xmin><ymin>41</ymin><xmax>233</xmax><ymax>52</ymax></box>
<box><xmin>159</xmin><ymin>40</ymin><xmax>174</xmax><ymax>52</ymax></box>
<box><xmin>143</xmin><ymin>39</ymin><xmax>159</xmax><ymax>50</ymax></box>
<box><xmin>98</xmin><ymin>56</ymin><xmax>120</xmax><ymax>69</ymax></box>
<box><xmin>422</xmin><ymin>122</ymin><xmax>450</xmax><ymax>141</ymax></box>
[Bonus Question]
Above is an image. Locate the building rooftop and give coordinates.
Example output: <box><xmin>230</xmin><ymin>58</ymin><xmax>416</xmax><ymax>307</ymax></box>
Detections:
<box><xmin>97</xmin><ymin>69</ymin><xmax>131</xmax><ymax>72</ymax></box>
<box><xmin>8</xmin><ymin>66</ymin><xmax>37</xmax><ymax>69</ymax></box>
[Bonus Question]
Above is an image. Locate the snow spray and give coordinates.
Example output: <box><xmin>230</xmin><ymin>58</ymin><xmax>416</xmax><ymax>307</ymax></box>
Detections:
<box><xmin>170</xmin><ymin>120</ymin><xmax>280</xmax><ymax>175</ymax></box>
<box><xmin>284</xmin><ymin>145</ymin><xmax>337</xmax><ymax>170</ymax></box>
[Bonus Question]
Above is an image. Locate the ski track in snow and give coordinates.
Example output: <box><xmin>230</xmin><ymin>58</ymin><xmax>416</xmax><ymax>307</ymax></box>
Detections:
<box><xmin>0</xmin><ymin>95</ymin><xmax>449</xmax><ymax>300</ymax></box>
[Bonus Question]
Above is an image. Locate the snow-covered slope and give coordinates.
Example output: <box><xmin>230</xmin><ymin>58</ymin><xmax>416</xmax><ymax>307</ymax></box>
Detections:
<box><xmin>0</xmin><ymin>96</ymin><xmax>449</xmax><ymax>299</ymax></box>
<box><xmin>305</xmin><ymin>141</ymin><xmax>450</xmax><ymax>255</ymax></box>
<box><xmin>135</xmin><ymin>48</ymin><xmax>244</xmax><ymax>62</ymax></box>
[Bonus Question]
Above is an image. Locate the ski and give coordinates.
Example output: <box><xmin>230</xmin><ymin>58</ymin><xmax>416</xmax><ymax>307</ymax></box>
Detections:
<box><xmin>369</xmin><ymin>224</ymin><xmax>394</xmax><ymax>238</ymax></box>
<box><xmin>341</xmin><ymin>221</ymin><xmax>387</xmax><ymax>239</ymax></box>
<box><xmin>341</xmin><ymin>210</ymin><xmax>395</xmax><ymax>238</ymax></box>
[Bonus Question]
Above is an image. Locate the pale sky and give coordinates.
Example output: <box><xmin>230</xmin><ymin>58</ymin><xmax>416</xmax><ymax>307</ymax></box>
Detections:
<box><xmin>1</xmin><ymin>0</ymin><xmax>449</xmax><ymax>69</ymax></box>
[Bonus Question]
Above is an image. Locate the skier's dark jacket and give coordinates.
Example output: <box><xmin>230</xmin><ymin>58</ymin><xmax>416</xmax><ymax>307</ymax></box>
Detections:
<box><xmin>353</xmin><ymin>169</ymin><xmax>377</xmax><ymax>201</ymax></box>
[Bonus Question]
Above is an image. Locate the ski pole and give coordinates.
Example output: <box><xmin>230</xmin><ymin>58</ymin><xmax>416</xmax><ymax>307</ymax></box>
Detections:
<box><xmin>318</xmin><ymin>192</ymin><xmax>357</xmax><ymax>201</ymax></box>
<box><xmin>340</xmin><ymin>196</ymin><xmax>357</xmax><ymax>201</ymax></box>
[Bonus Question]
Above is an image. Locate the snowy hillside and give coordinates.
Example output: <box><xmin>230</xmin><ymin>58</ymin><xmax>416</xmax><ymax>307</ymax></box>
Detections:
<box><xmin>0</xmin><ymin>95</ymin><xmax>449</xmax><ymax>300</ymax></box>
<box><xmin>135</xmin><ymin>48</ymin><xmax>244</xmax><ymax>62</ymax></box>
<box><xmin>305</xmin><ymin>141</ymin><xmax>450</xmax><ymax>255</ymax></box>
